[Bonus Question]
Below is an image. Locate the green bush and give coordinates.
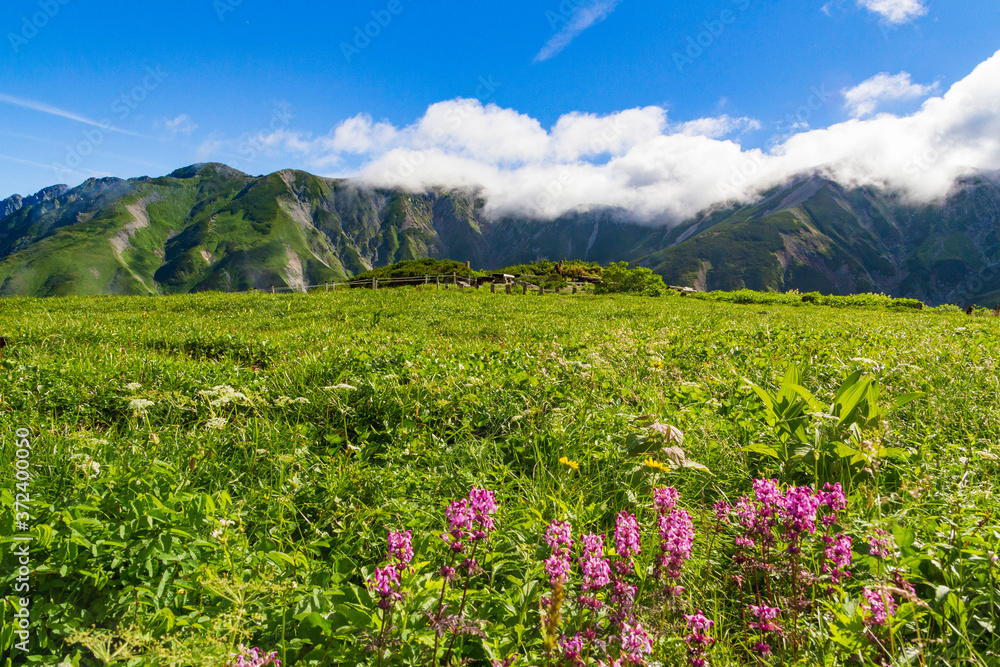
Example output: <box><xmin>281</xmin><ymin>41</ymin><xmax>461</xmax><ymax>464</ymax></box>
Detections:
<box><xmin>593</xmin><ymin>262</ymin><xmax>669</xmax><ymax>296</ymax></box>
<box><xmin>692</xmin><ymin>289</ymin><xmax>926</xmax><ymax>311</ymax></box>
<box><xmin>801</xmin><ymin>292</ymin><xmax>924</xmax><ymax>310</ymax></box>
<box><xmin>691</xmin><ymin>290</ymin><xmax>802</xmax><ymax>306</ymax></box>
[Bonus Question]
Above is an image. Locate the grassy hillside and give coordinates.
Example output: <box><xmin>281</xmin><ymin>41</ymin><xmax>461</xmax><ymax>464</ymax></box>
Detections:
<box><xmin>0</xmin><ymin>289</ymin><xmax>997</xmax><ymax>666</ymax></box>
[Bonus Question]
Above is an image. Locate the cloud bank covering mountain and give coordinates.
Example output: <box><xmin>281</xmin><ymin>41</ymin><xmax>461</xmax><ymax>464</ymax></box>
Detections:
<box><xmin>226</xmin><ymin>49</ymin><xmax>1000</xmax><ymax>223</ymax></box>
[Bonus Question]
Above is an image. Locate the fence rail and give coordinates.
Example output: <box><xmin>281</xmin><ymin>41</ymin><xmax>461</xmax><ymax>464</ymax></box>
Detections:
<box><xmin>223</xmin><ymin>273</ymin><xmax>597</xmax><ymax>296</ymax></box>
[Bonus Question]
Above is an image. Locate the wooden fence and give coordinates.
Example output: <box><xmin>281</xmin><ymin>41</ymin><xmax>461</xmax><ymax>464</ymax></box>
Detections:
<box><xmin>231</xmin><ymin>274</ymin><xmax>595</xmax><ymax>296</ymax></box>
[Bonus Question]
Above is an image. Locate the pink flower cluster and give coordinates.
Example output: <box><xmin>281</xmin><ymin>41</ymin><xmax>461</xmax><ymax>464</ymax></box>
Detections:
<box><xmin>366</xmin><ymin>529</ymin><xmax>413</xmax><ymax>610</ymax></box>
<box><xmin>779</xmin><ymin>485</ymin><xmax>823</xmax><ymax>544</ymax></box>
<box><xmin>683</xmin><ymin>610</ymin><xmax>716</xmax><ymax>667</ymax></box>
<box><xmin>227</xmin><ymin>645</ymin><xmax>281</xmax><ymax>667</ymax></box>
<box><xmin>367</xmin><ymin>566</ymin><xmax>403</xmax><ymax>610</ymax></box>
<box><xmin>653</xmin><ymin>487</ymin><xmax>680</xmax><ymax>513</ymax></box>
<box><xmin>442</xmin><ymin>488</ymin><xmax>499</xmax><ymax>553</ymax></box>
<box><xmin>819</xmin><ymin>483</ymin><xmax>847</xmax><ymax>526</ymax></box>
<box><xmin>619</xmin><ymin>621</ymin><xmax>653</xmax><ymax>664</ymax></box>
<box><xmin>729</xmin><ymin>479</ymin><xmax>848</xmax><ymax>551</ymax></box>
<box><xmin>579</xmin><ymin>532</ymin><xmax>612</xmax><ymax>609</ymax></box>
<box><xmin>559</xmin><ymin>634</ymin><xmax>585</xmax><ymax>664</ymax></box>
<box><xmin>614</xmin><ymin>512</ymin><xmax>642</xmax><ymax>574</ymax></box>
<box><xmin>609</xmin><ymin>512</ymin><xmax>641</xmax><ymax>628</ymax></box>
<box><xmin>545</xmin><ymin>520</ymin><xmax>574</xmax><ymax>584</ymax></box>
<box><xmin>387</xmin><ymin>529</ymin><xmax>414</xmax><ymax>567</ymax></box>
<box><xmin>862</xmin><ymin>587</ymin><xmax>898</xmax><ymax>627</ymax></box>
<box><xmin>823</xmin><ymin>533</ymin><xmax>853</xmax><ymax>583</ymax></box>
<box><xmin>654</xmin><ymin>487</ymin><xmax>694</xmax><ymax>587</ymax></box>
<box><xmin>748</xmin><ymin>604</ymin><xmax>782</xmax><ymax>656</ymax></box>
<box><xmin>868</xmin><ymin>529</ymin><xmax>894</xmax><ymax>559</ymax></box>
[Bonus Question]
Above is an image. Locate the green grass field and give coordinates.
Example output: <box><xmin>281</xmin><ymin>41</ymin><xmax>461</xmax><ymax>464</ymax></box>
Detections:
<box><xmin>1</xmin><ymin>289</ymin><xmax>998</xmax><ymax>666</ymax></box>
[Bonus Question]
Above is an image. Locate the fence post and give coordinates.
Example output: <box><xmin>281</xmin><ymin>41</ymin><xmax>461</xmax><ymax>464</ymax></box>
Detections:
<box><xmin>491</xmin><ymin>282</ymin><xmax>496</xmax><ymax>294</ymax></box>
<box><xmin>573</xmin><ymin>285</ymin><xmax>577</xmax><ymax>295</ymax></box>
<box><xmin>538</xmin><ymin>285</ymin><xmax>544</xmax><ymax>295</ymax></box>
<box><xmin>373</xmin><ymin>277</ymin><xmax>377</xmax><ymax>290</ymax></box>
<box><xmin>271</xmin><ymin>285</ymin><xmax>275</xmax><ymax>294</ymax></box>
<box><xmin>523</xmin><ymin>284</ymin><xmax>528</xmax><ymax>295</ymax></box>
<box><xmin>436</xmin><ymin>276</ymin><xmax>440</xmax><ymax>289</ymax></box>
<box><xmin>506</xmin><ymin>284</ymin><xmax>511</xmax><ymax>295</ymax></box>
<box><xmin>453</xmin><ymin>272</ymin><xmax>456</xmax><ymax>286</ymax></box>
<box><xmin>425</xmin><ymin>275</ymin><xmax>429</xmax><ymax>286</ymax></box>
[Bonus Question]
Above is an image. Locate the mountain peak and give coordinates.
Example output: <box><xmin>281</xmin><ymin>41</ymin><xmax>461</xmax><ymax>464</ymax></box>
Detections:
<box><xmin>168</xmin><ymin>163</ymin><xmax>249</xmax><ymax>180</ymax></box>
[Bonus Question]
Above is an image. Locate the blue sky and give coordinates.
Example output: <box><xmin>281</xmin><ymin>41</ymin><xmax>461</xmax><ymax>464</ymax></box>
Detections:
<box><xmin>1</xmin><ymin>0</ymin><xmax>999</xmax><ymax>218</ymax></box>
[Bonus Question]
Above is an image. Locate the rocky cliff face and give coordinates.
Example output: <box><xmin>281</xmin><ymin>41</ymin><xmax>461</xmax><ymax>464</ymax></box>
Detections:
<box><xmin>2</xmin><ymin>163</ymin><xmax>1000</xmax><ymax>305</ymax></box>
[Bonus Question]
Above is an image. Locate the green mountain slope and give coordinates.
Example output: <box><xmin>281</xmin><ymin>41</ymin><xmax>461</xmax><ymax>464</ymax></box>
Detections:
<box><xmin>2</xmin><ymin>164</ymin><xmax>1000</xmax><ymax>304</ymax></box>
<box><xmin>639</xmin><ymin>173</ymin><xmax>1000</xmax><ymax>305</ymax></box>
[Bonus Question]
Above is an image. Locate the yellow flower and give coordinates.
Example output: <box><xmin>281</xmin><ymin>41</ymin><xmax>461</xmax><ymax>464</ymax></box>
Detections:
<box><xmin>644</xmin><ymin>457</ymin><xmax>670</xmax><ymax>472</ymax></box>
<box><xmin>559</xmin><ymin>456</ymin><xmax>579</xmax><ymax>470</ymax></box>
<box><xmin>650</xmin><ymin>360</ymin><xmax>664</xmax><ymax>370</ymax></box>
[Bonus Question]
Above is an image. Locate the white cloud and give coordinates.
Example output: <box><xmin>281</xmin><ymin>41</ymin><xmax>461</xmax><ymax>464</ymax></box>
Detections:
<box><xmin>207</xmin><ymin>49</ymin><xmax>1000</xmax><ymax>223</ymax></box>
<box><xmin>331</xmin><ymin>114</ymin><xmax>397</xmax><ymax>154</ymax></box>
<box><xmin>0</xmin><ymin>93</ymin><xmax>142</xmax><ymax>137</ymax></box>
<box><xmin>535</xmin><ymin>0</ymin><xmax>624</xmax><ymax>62</ymax></box>
<box><xmin>675</xmin><ymin>115</ymin><xmax>761</xmax><ymax>139</ymax></box>
<box><xmin>843</xmin><ymin>72</ymin><xmax>939</xmax><ymax>118</ymax></box>
<box><xmin>158</xmin><ymin>114</ymin><xmax>199</xmax><ymax>135</ymax></box>
<box><xmin>856</xmin><ymin>0</ymin><xmax>928</xmax><ymax>24</ymax></box>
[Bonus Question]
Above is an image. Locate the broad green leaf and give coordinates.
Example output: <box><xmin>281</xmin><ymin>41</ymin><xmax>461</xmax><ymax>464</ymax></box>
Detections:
<box><xmin>889</xmin><ymin>392</ymin><xmax>927</xmax><ymax>412</ymax></box>
<box><xmin>744</xmin><ymin>443</ymin><xmax>780</xmax><ymax>459</ymax></box>
<box><xmin>892</xmin><ymin>525</ymin><xmax>917</xmax><ymax>548</ymax></box>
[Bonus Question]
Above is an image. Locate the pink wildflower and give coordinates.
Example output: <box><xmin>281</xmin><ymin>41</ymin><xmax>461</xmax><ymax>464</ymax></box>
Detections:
<box><xmin>778</xmin><ymin>485</ymin><xmax>822</xmax><ymax>541</ymax></box>
<box><xmin>614</xmin><ymin>512</ymin><xmax>642</xmax><ymax>562</ymax></box>
<box><xmin>468</xmin><ymin>487</ymin><xmax>499</xmax><ymax>537</ymax></box>
<box><xmin>620</xmin><ymin>622</ymin><xmax>652</xmax><ymax>663</ymax></box>
<box><xmin>748</xmin><ymin>604</ymin><xmax>782</xmax><ymax>633</ymax></box>
<box><xmin>560</xmin><ymin>634</ymin><xmax>585</xmax><ymax>664</ymax></box>
<box><xmin>545</xmin><ymin>520</ymin><xmax>574</xmax><ymax>585</ymax></box>
<box><xmin>366</xmin><ymin>566</ymin><xmax>403</xmax><ymax>610</ymax></box>
<box><xmin>386</xmin><ymin>530</ymin><xmax>413</xmax><ymax>568</ymax></box>
<box><xmin>442</xmin><ymin>498</ymin><xmax>474</xmax><ymax>553</ymax></box>
<box><xmin>868</xmin><ymin>529</ymin><xmax>894</xmax><ymax>559</ymax></box>
<box><xmin>657</xmin><ymin>508</ymin><xmax>694</xmax><ymax>581</ymax></box>
<box><xmin>545</xmin><ymin>521</ymin><xmax>574</xmax><ymax>551</ymax></box>
<box><xmin>713</xmin><ymin>500</ymin><xmax>732</xmax><ymax>523</ymax></box>
<box><xmin>579</xmin><ymin>532</ymin><xmax>612</xmax><ymax>604</ymax></box>
<box><xmin>228</xmin><ymin>645</ymin><xmax>281</xmax><ymax>667</ymax></box>
<box><xmin>819</xmin><ymin>482</ymin><xmax>847</xmax><ymax>526</ymax></box>
<box><xmin>653</xmin><ymin>486</ymin><xmax>680</xmax><ymax>513</ymax></box>
<box><xmin>822</xmin><ymin>533</ymin><xmax>852</xmax><ymax>583</ymax></box>
<box><xmin>753</xmin><ymin>479</ymin><xmax>782</xmax><ymax>515</ymax></box>
<box><xmin>862</xmin><ymin>587</ymin><xmax>897</xmax><ymax>627</ymax></box>
<box><xmin>683</xmin><ymin>610</ymin><xmax>715</xmax><ymax>667</ymax></box>
<box><xmin>545</xmin><ymin>552</ymin><xmax>573</xmax><ymax>584</ymax></box>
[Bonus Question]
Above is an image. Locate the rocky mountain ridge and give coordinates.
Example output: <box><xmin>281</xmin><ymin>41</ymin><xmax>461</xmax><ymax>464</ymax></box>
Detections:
<box><xmin>2</xmin><ymin>163</ymin><xmax>1000</xmax><ymax>305</ymax></box>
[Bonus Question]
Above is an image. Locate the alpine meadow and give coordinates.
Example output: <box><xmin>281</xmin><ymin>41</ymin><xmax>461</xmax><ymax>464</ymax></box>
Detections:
<box><xmin>1</xmin><ymin>288</ymin><xmax>998</xmax><ymax>665</ymax></box>
<box><xmin>4</xmin><ymin>0</ymin><xmax>1000</xmax><ymax>666</ymax></box>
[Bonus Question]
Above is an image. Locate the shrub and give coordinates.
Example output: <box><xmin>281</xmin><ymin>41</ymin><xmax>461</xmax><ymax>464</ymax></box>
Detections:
<box><xmin>593</xmin><ymin>262</ymin><xmax>669</xmax><ymax>297</ymax></box>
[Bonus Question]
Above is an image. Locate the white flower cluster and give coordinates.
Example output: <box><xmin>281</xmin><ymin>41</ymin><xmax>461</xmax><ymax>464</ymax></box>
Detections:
<box><xmin>198</xmin><ymin>385</ymin><xmax>250</xmax><ymax>407</ymax></box>
<box><xmin>129</xmin><ymin>398</ymin><xmax>156</xmax><ymax>415</ymax></box>
<box><xmin>71</xmin><ymin>453</ymin><xmax>101</xmax><ymax>476</ymax></box>
<box><xmin>204</xmin><ymin>417</ymin><xmax>227</xmax><ymax>431</ymax></box>
<box><xmin>211</xmin><ymin>518</ymin><xmax>237</xmax><ymax>540</ymax></box>
<box><xmin>274</xmin><ymin>396</ymin><xmax>311</xmax><ymax>407</ymax></box>
<box><xmin>124</xmin><ymin>382</ymin><xmax>142</xmax><ymax>391</ymax></box>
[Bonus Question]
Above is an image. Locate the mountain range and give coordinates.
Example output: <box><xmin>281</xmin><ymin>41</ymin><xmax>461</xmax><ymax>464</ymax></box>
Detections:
<box><xmin>2</xmin><ymin>162</ymin><xmax>1000</xmax><ymax>305</ymax></box>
